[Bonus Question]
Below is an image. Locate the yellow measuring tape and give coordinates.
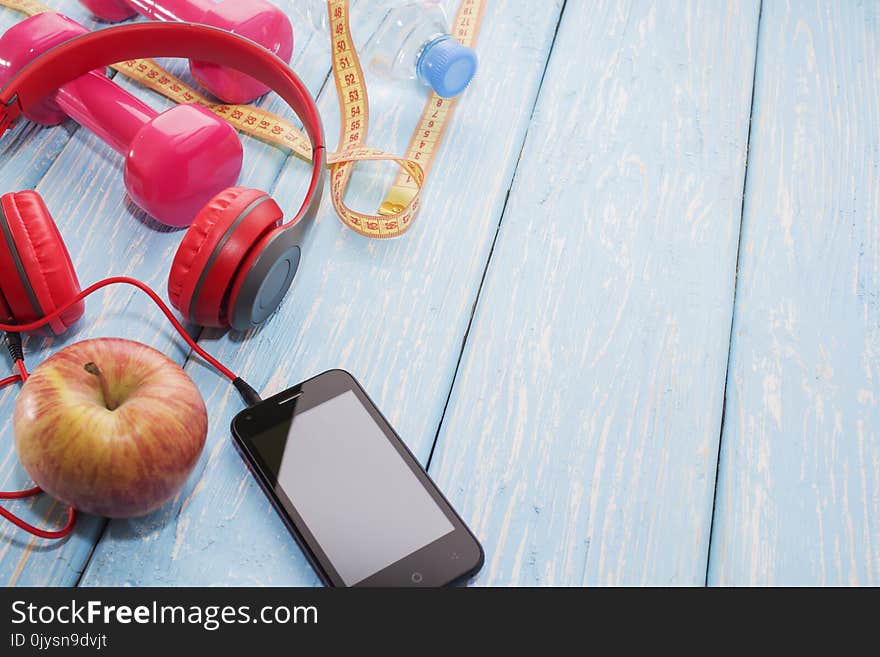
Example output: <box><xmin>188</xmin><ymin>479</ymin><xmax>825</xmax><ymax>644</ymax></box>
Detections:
<box><xmin>0</xmin><ymin>0</ymin><xmax>43</xmax><ymax>15</ymax></box>
<box><xmin>0</xmin><ymin>0</ymin><xmax>486</xmax><ymax>239</ymax></box>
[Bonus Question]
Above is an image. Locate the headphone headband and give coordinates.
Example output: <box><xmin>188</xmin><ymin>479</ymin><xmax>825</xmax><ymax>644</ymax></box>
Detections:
<box><xmin>0</xmin><ymin>20</ymin><xmax>326</xmax><ymax>226</ymax></box>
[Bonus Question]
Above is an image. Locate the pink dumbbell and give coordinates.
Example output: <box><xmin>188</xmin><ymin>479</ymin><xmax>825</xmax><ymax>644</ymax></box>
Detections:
<box><xmin>0</xmin><ymin>12</ymin><xmax>243</xmax><ymax>228</ymax></box>
<box><xmin>79</xmin><ymin>0</ymin><xmax>294</xmax><ymax>103</ymax></box>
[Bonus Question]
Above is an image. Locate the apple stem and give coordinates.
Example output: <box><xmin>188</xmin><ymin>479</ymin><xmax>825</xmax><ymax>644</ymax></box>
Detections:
<box><xmin>84</xmin><ymin>362</ymin><xmax>118</xmax><ymax>411</ymax></box>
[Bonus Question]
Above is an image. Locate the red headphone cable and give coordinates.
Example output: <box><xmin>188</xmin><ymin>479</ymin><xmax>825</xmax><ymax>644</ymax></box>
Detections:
<box><xmin>0</xmin><ymin>276</ymin><xmax>263</xmax><ymax>402</ymax></box>
<box><xmin>0</xmin><ymin>276</ymin><xmax>265</xmax><ymax>540</ymax></box>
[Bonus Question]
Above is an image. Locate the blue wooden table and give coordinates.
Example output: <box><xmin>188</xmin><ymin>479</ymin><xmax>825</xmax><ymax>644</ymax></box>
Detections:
<box><xmin>0</xmin><ymin>0</ymin><xmax>877</xmax><ymax>587</ymax></box>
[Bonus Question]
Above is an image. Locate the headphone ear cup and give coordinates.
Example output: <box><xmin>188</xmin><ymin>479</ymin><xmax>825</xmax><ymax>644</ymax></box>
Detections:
<box><xmin>169</xmin><ymin>187</ymin><xmax>283</xmax><ymax>327</ymax></box>
<box><xmin>226</xmin><ymin>227</ymin><xmax>301</xmax><ymax>332</ymax></box>
<box><xmin>0</xmin><ymin>192</ymin><xmax>84</xmax><ymax>335</ymax></box>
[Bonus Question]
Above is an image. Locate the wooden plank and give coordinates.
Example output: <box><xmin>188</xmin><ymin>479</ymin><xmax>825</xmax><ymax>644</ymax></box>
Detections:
<box><xmin>708</xmin><ymin>0</ymin><xmax>880</xmax><ymax>586</ymax></box>
<box><xmin>428</xmin><ymin>0</ymin><xmax>761</xmax><ymax>585</ymax></box>
<box><xmin>0</xmin><ymin>0</ymin><xmax>338</xmax><ymax>585</ymax></box>
<box><xmin>79</xmin><ymin>0</ymin><xmax>567</xmax><ymax>586</ymax></box>
<box><xmin>0</xmin><ymin>0</ymin><xmax>100</xmax><ymax>589</ymax></box>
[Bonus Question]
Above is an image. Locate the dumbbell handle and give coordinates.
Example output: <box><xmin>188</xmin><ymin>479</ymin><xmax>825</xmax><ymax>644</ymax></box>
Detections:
<box><xmin>124</xmin><ymin>0</ymin><xmax>216</xmax><ymax>23</ymax></box>
<box><xmin>54</xmin><ymin>72</ymin><xmax>156</xmax><ymax>154</ymax></box>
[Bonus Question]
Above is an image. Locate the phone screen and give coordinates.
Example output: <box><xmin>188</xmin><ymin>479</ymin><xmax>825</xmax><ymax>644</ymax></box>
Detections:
<box><xmin>249</xmin><ymin>390</ymin><xmax>455</xmax><ymax>586</ymax></box>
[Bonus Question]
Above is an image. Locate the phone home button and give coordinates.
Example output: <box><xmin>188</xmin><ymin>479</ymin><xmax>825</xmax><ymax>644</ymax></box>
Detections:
<box><xmin>411</xmin><ymin>572</ymin><xmax>424</xmax><ymax>584</ymax></box>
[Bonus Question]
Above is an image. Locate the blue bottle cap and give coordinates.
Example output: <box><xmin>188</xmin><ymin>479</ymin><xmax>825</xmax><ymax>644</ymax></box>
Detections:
<box><xmin>417</xmin><ymin>36</ymin><xmax>478</xmax><ymax>98</ymax></box>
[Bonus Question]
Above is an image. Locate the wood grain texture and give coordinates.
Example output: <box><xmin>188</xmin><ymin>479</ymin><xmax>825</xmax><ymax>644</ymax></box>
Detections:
<box><xmin>77</xmin><ymin>0</ymin><xmax>567</xmax><ymax>585</ymax></box>
<box><xmin>0</xmin><ymin>0</ymin><xmax>115</xmax><ymax>588</ymax></box>
<box><xmin>428</xmin><ymin>0</ymin><xmax>760</xmax><ymax>586</ymax></box>
<box><xmin>0</xmin><ymin>0</ymin><xmax>341</xmax><ymax>585</ymax></box>
<box><xmin>708</xmin><ymin>0</ymin><xmax>880</xmax><ymax>586</ymax></box>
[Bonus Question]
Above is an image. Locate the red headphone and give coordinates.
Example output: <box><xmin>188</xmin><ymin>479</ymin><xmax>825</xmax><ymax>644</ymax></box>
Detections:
<box><xmin>0</xmin><ymin>18</ymin><xmax>326</xmax><ymax>334</ymax></box>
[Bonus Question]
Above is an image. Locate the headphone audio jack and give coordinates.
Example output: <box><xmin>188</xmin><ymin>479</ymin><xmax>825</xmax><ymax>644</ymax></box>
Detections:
<box><xmin>4</xmin><ymin>332</ymin><xmax>23</xmax><ymax>365</ymax></box>
<box><xmin>234</xmin><ymin>377</ymin><xmax>263</xmax><ymax>407</ymax></box>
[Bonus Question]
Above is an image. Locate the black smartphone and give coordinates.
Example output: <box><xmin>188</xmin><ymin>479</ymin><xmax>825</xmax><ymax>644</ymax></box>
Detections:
<box><xmin>231</xmin><ymin>369</ymin><xmax>484</xmax><ymax>587</ymax></box>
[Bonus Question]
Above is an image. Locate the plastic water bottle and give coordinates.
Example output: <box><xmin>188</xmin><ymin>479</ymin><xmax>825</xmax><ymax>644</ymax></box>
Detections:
<box><xmin>300</xmin><ymin>1</ymin><xmax>477</xmax><ymax>98</ymax></box>
<box><xmin>366</xmin><ymin>1</ymin><xmax>477</xmax><ymax>98</ymax></box>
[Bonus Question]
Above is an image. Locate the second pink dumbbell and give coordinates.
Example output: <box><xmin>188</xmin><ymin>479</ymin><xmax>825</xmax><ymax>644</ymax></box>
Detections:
<box><xmin>0</xmin><ymin>12</ymin><xmax>244</xmax><ymax>227</ymax></box>
<box><xmin>79</xmin><ymin>0</ymin><xmax>294</xmax><ymax>104</ymax></box>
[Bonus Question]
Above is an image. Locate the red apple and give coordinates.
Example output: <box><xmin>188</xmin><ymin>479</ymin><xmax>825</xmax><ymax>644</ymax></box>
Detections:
<box><xmin>13</xmin><ymin>338</ymin><xmax>208</xmax><ymax>518</ymax></box>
